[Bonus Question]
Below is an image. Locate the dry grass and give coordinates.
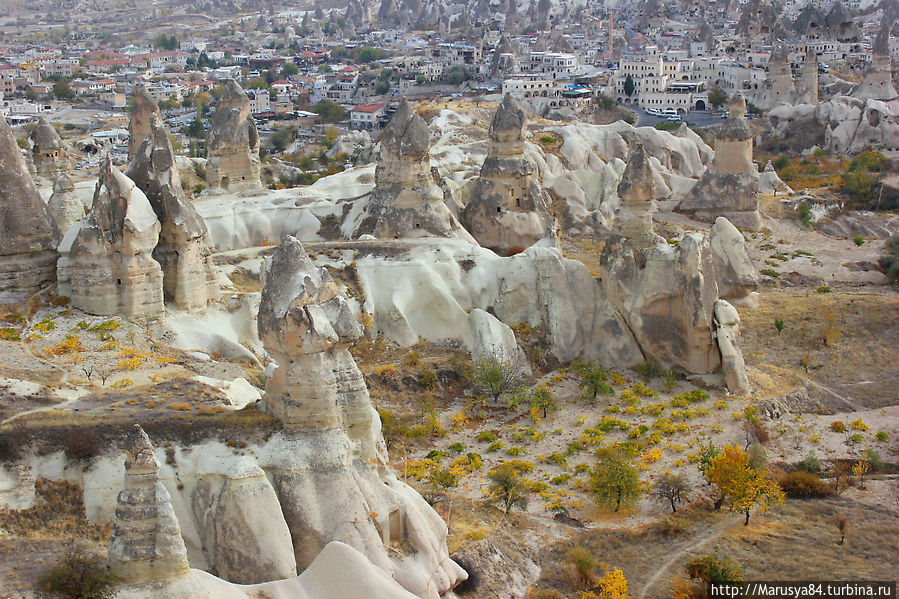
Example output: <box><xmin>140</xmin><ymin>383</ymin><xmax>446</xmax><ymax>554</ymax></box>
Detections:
<box><xmin>0</xmin><ymin>480</ymin><xmax>111</xmax><ymax>544</ymax></box>
<box><xmin>558</xmin><ymin>233</ymin><xmax>606</xmax><ymax>277</ymax></box>
<box><xmin>741</xmin><ymin>289</ymin><xmax>899</xmax><ymax>409</ymax></box>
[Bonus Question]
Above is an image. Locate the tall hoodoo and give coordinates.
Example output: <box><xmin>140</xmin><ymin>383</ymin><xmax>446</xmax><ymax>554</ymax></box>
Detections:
<box><xmin>206</xmin><ymin>79</ymin><xmax>262</xmax><ymax>192</ymax></box>
<box><xmin>57</xmin><ymin>157</ymin><xmax>164</xmax><ymax>318</ymax></box>
<box><xmin>0</xmin><ymin>115</ymin><xmax>58</xmax><ymax>294</ymax></box>
<box><xmin>797</xmin><ymin>47</ymin><xmax>819</xmax><ymax>106</ymax></box>
<box><xmin>48</xmin><ymin>173</ymin><xmax>84</xmax><ymax>235</ymax></box>
<box><xmin>129</xmin><ymin>84</ymin><xmax>162</xmax><ymax>162</ymax></box>
<box><xmin>358</xmin><ymin>99</ymin><xmax>473</xmax><ymax>241</ymax></box>
<box><xmin>126</xmin><ymin>113</ymin><xmax>219</xmax><ymax>311</ymax></box>
<box><xmin>765</xmin><ymin>44</ymin><xmax>795</xmax><ymax>106</ymax></box>
<box><xmin>30</xmin><ymin>117</ymin><xmax>70</xmax><ymax>179</ymax></box>
<box><xmin>107</xmin><ymin>425</ymin><xmax>191</xmax><ymax>585</ymax></box>
<box><xmin>677</xmin><ymin>93</ymin><xmax>762</xmax><ymax>230</ymax></box>
<box><xmin>851</xmin><ymin>21</ymin><xmax>898</xmax><ymax>102</ymax></box>
<box><xmin>462</xmin><ymin>94</ymin><xmax>554</xmax><ymax>255</ymax></box>
<box><xmin>257</xmin><ymin>236</ymin><xmax>467</xmax><ymax>598</ymax></box>
<box><xmin>613</xmin><ymin>140</ymin><xmax>664</xmax><ymax>251</ymax></box>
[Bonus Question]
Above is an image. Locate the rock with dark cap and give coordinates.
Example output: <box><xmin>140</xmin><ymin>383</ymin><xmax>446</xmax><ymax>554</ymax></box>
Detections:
<box><xmin>126</xmin><ymin>113</ymin><xmax>219</xmax><ymax>311</ymax></box>
<box><xmin>613</xmin><ymin>141</ymin><xmax>664</xmax><ymax>250</ymax></box>
<box><xmin>206</xmin><ymin>79</ymin><xmax>262</xmax><ymax>192</ymax></box>
<box><xmin>0</xmin><ymin>115</ymin><xmax>58</xmax><ymax>294</ymax></box>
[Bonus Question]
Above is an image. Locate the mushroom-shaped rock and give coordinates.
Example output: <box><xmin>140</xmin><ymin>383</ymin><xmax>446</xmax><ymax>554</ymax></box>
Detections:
<box><xmin>358</xmin><ymin>99</ymin><xmax>474</xmax><ymax>241</ymax></box>
<box><xmin>128</xmin><ymin>83</ymin><xmax>162</xmax><ymax>161</ymax></box>
<box><xmin>462</xmin><ymin>95</ymin><xmax>554</xmax><ymax>254</ymax></box>
<box><xmin>48</xmin><ymin>173</ymin><xmax>84</xmax><ymax>235</ymax></box>
<box><xmin>256</xmin><ymin>235</ymin><xmax>467</xmax><ymax>598</ymax></box>
<box><xmin>206</xmin><ymin>79</ymin><xmax>262</xmax><ymax>192</ymax></box>
<box><xmin>0</xmin><ymin>115</ymin><xmax>58</xmax><ymax>294</ymax></box>
<box><xmin>126</xmin><ymin>113</ymin><xmax>219</xmax><ymax>311</ymax></box>
<box><xmin>57</xmin><ymin>157</ymin><xmax>164</xmax><ymax>318</ymax></box>
<box><xmin>677</xmin><ymin>94</ymin><xmax>761</xmax><ymax>230</ymax></box>
<box><xmin>30</xmin><ymin>117</ymin><xmax>69</xmax><ymax>179</ymax></box>
<box><xmin>107</xmin><ymin>425</ymin><xmax>191</xmax><ymax>586</ymax></box>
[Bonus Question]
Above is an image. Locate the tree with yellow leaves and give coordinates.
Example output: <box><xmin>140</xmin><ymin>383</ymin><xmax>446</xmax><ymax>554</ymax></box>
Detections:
<box><xmin>595</xmin><ymin>566</ymin><xmax>632</xmax><ymax>599</ymax></box>
<box><xmin>703</xmin><ymin>444</ymin><xmax>749</xmax><ymax>510</ymax></box>
<box><xmin>704</xmin><ymin>444</ymin><xmax>784</xmax><ymax>524</ymax></box>
<box><xmin>730</xmin><ymin>467</ymin><xmax>785</xmax><ymax>526</ymax></box>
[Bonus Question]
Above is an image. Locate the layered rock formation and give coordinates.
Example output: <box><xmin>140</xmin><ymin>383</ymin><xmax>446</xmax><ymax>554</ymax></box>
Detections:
<box><xmin>358</xmin><ymin>99</ymin><xmax>473</xmax><ymax>241</ymax></box>
<box><xmin>47</xmin><ymin>173</ymin><xmax>84</xmax><ymax>234</ymax></box>
<box><xmin>256</xmin><ymin>236</ymin><xmax>467</xmax><ymax>598</ymax></box>
<box><xmin>0</xmin><ymin>115</ymin><xmax>58</xmax><ymax>295</ymax></box>
<box><xmin>129</xmin><ymin>84</ymin><xmax>162</xmax><ymax>162</ymax></box>
<box><xmin>206</xmin><ymin>79</ymin><xmax>262</xmax><ymax>192</ymax></box>
<box><xmin>108</xmin><ymin>425</ymin><xmax>192</xmax><ymax>585</ymax></box>
<box><xmin>57</xmin><ymin>157</ymin><xmax>164</xmax><ymax>318</ymax></box>
<box><xmin>709</xmin><ymin>217</ymin><xmax>759</xmax><ymax>306</ymax></box>
<box><xmin>30</xmin><ymin>117</ymin><xmax>69</xmax><ymax>179</ymax></box>
<box><xmin>462</xmin><ymin>95</ymin><xmax>554</xmax><ymax>255</ymax></box>
<box><xmin>677</xmin><ymin>95</ymin><xmax>762</xmax><ymax>230</ymax></box>
<box><xmin>126</xmin><ymin>113</ymin><xmax>219</xmax><ymax>311</ymax></box>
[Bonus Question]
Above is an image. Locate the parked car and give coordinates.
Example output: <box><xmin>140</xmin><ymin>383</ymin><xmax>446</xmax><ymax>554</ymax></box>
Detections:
<box><xmin>667</xmin><ymin>115</ymin><xmax>682</xmax><ymax>122</ymax></box>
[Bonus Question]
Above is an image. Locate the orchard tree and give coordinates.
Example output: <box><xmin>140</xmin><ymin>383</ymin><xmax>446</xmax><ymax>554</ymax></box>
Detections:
<box><xmin>580</xmin><ymin>364</ymin><xmax>614</xmax><ymax>399</ymax></box>
<box><xmin>730</xmin><ymin>467</ymin><xmax>784</xmax><ymax>525</ymax></box>
<box><xmin>529</xmin><ymin>384</ymin><xmax>557</xmax><ymax>419</ymax></box>
<box><xmin>589</xmin><ymin>449</ymin><xmax>641</xmax><ymax>512</ymax></box>
<box><xmin>703</xmin><ymin>443</ymin><xmax>747</xmax><ymax>509</ymax></box>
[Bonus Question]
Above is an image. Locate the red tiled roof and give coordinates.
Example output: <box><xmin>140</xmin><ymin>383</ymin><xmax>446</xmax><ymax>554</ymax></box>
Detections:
<box><xmin>351</xmin><ymin>103</ymin><xmax>386</xmax><ymax>113</ymax></box>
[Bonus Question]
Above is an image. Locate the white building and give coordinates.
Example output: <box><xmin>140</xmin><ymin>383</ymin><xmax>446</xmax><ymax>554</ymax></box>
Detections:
<box><xmin>246</xmin><ymin>88</ymin><xmax>272</xmax><ymax>114</ymax></box>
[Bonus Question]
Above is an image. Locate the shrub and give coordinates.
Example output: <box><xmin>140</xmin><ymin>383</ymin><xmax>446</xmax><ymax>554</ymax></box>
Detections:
<box><xmin>781</xmin><ymin>165</ymin><xmax>799</xmax><ymax>181</ymax></box>
<box><xmin>39</xmin><ymin>540</ymin><xmax>116</xmax><ymax>599</ymax></box>
<box><xmin>448</xmin><ymin>442</ymin><xmax>466</xmax><ymax>454</ymax></box>
<box><xmin>880</xmin><ymin>235</ymin><xmax>899</xmax><ymax>283</ymax></box>
<box><xmin>799</xmin><ymin>452</ymin><xmax>822</xmax><ymax>474</ymax></box>
<box><xmin>566</xmin><ymin>546</ymin><xmax>597</xmax><ymax>584</ymax></box>
<box><xmin>815</xmin><ymin>285</ymin><xmax>832</xmax><ymax>294</ymax></box>
<box><xmin>772</xmin><ymin>154</ymin><xmax>790</xmax><ymax>170</ymax></box>
<box><xmin>864</xmin><ymin>449</ymin><xmax>884</xmax><ymax>472</ymax></box>
<box><xmin>633</xmin><ymin>358</ymin><xmax>660</xmax><ymax>381</ymax></box>
<box><xmin>875</xmin><ymin>430</ymin><xmax>889</xmax><ymax>442</ymax></box>
<box><xmin>476</xmin><ymin>430</ymin><xmax>498</xmax><ymax>443</ymax></box>
<box><xmin>760</xmin><ymin>268</ymin><xmax>780</xmax><ymax>278</ymax></box>
<box><xmin>418</xmin><ymin>367</ymin><xmax>438</xmax><ymax>389</ymax></box>
<box><xmin>778</xmin><ymin>471</ymin><xmax>834</xmax><ymax>498</ymax></box>
<box><xmin>774</xmin><ymin>318</ymin><xmax>785</xmax><ymax>333</ymax></box>
<box><xmin>853</xmin><ymin>236</ymin><xmax>865</xmax><ymax>246</ymax></box>
<box><xmin>830</xmin><ymin>420</ymin><xmax>847</xmax><ymax>433</ymax></box>
<box><xmin>486</xmin><ymin>441</ymin><xmax>505</xmax><ymax>453</ymax></box>
<box><xmin>685</xmin><ymin>555</ymin><xmax>743</xmax><ymax>584</ymax></box>
<box><xmin>65</xmin><ymin>429</ymin><xmax>101</xmax><ymax>463</ymax></box>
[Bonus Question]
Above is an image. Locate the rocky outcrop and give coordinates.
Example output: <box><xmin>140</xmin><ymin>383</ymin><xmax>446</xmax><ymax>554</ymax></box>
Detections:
<box><xmin>30</xmin><ymin>117</ymin><xmax>69</xmax><ymax>179</ymax></box>
<box><xmin>759</xmin><ymin>160</ymin><xmax>791</xmax><ymax>194</ymax></box>
<box><xmin>47</xmin><ymin>173</ymin><xmax>84</xmax><ymax>235</ymax></box>
<box><xmin>677</xmin><ymin>95</ymin><xmax>762</xmax><ymax>230</ymax></box>
<box><xmin>714</xmin><ymin>299</ymin><xmax>750</xmax><ymax>395</ymax></box>
<box><xmin>129</xmin><ymin>84</ymin><xmax>161</xmax><ymax>162</ymax></box>
<box><xmin>0</xmin><ymin>115</ymin><xmax>58</xmax><ymax>295</ymax></box>
<box><xmin>57</xmin><ymin>157</ymin><xmax>164</xmax><ymax>318</ymax></box>
<box><xmin>253</xmin><ymin>236</ymin><xmax>466</xmax><ymax>598</ymax></box>
<box><xmin>462</xmin><ymin>95</ymin><xmax>554</xmax><ymax>255</ymax></box>
<box><xmin>489</xmin><ymin>35</ymin><xmax>519</xmax><ymax>78</ymax></box>
<box><xmin>206</xmin><ymin>79</ymin><xmax>262</xmax><ymax>192</ymax></box>
<box><xmin>358</xmin><ymin>99</ymin><xmax>473</xmax><ymax>241</ymax></box>
<box><xmin>191</xmin><ymin>461</ymin><xmax>297</xmax><ymax>584</ymax></box>
<box><xmin>709</xmin><ymin>217</ymin><xmax>759</xmax><ymax>306</ymax></box>
<box><xmin>126</xmin><ymin>113</ymin><xmax>219</xmax><ymax>311</ymax></box>
<box><xmin>108</xmin><ymin>425</ymin><xmax>191</xmax><ymax>586</ymax></box>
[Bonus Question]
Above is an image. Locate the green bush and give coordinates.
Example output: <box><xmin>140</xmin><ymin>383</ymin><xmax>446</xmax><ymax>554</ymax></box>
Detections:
<box><xmin>566</xmin><ymin>545</ymin><xmax>597</xmax><ymax>584</ymax></box>
<box><xmin>40</xmin><ymin>540</ymin><xmax>116</xmax><ymax>599</ymax></box>
<box><xmin>685</xmin><ymin>554</ymin><xmax>744</xmax><ymax>584</ymax></box>
<box><xmin>475</xmin><ymin>430</ymin><xmax>498</xmax><ymax>443</ymax></box>
<box><xmin>880</xmin><ymin>235</ymin><xmax>899</xmax><ymax>284</ymax></box>
<box><xmin>760</xmin><ymin>268</ymin><xmax>780</xmax><ymax>278</ymax></box>
<box><xmin>778</xmin><ymin>471</ymin><xmax>834</xmax><ymax>498</ymax></box>
<box><xmin>772</xmin><ymin>154</ymin><xmax>790</xmax><ymax>170</ymax></box>
<box><xmin>633</xmin><ymin>358</ymin><xmax>660</xmax><ymax>381</ymax></box>
<box><xmin>853</xmin><ymin>236</ymin><xmax>865</xmax><ymax>246</ymax></box>
<box><xmin>795</xmin><ymin>203</ymin><xmax>814</xmax><ymax>227</ymax></box>
<box><xmin>780</xmin><ymin>165</ymin><xmax>799</xmax><ymax>181</ymax></box>
<box><xmin>864</xmin><ymin>449</ymin><xmax>884</xmax><ymax>472</ymax></box>
<box><xmin>799</xmin><ymin>452</ymin><xmax>822</xmax><ymax>474</ymax></box>
<box><xmin>448</xmin><ymin>442</ymin><xmax>466</xmax><ymax>454</ymax></box>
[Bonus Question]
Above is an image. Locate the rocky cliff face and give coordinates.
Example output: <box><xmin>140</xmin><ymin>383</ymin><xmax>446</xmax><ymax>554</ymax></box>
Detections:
<box><xmin>0</xmin><ymin>115</ymin><xmax>58</xmax><ymax>295</ymax></box>
<box><xmin>57</xmin><ymin>157</ymin><xmax>164</xmax><ymax>318</ymax></box>
<box><xmin>613</xmin><ymin>141</ymin><xmax>664</xmax><ymax>250</ymax></box>
<box><xmin>677</xmin><ymin>95</ymin><xmax>762</xmax><ymax>230</ymax></box>
<box><xmin>462</xmin><ymin>94</ymin><xmax>554</xmax><ymax>255</ymax></box>
<box><xmin>206</xmin><ymin>79</ymin><xmax>262</xmax><ymax>192</ymax></box>
<box><xmin>126</xmin><ymin>113</ymin><xmax>219</xmax><ymax>311</ymax></box>
<box><xmin>255</xmin><ymin>236</ymin><xmax>467</xmax><ymax>598</ymax></box>
<box><xmin>358</xmin><ymin>99</ymin><xmax>473</xmax><ymax>241</ymax></box>
<box><xmin>30</xmin><ymin>117</ymin><xmax>69</xmax><ymax>179</ymax></box>
<box><xmin>129</xmin><ymin>84</ymin><xmax>161</xmax><ymax>162</ymax></box>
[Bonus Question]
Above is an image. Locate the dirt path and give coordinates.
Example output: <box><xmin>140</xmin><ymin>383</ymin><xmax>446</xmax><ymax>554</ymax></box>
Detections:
<box><xmin>637</xmin><ymin>516</ymin><xmax>741</xmax><ymax>599</ymax></box>
<box><xmin>803</xmin><ymin>376</ymin><xmax>864</xmax><ymax>412</ymax></box>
